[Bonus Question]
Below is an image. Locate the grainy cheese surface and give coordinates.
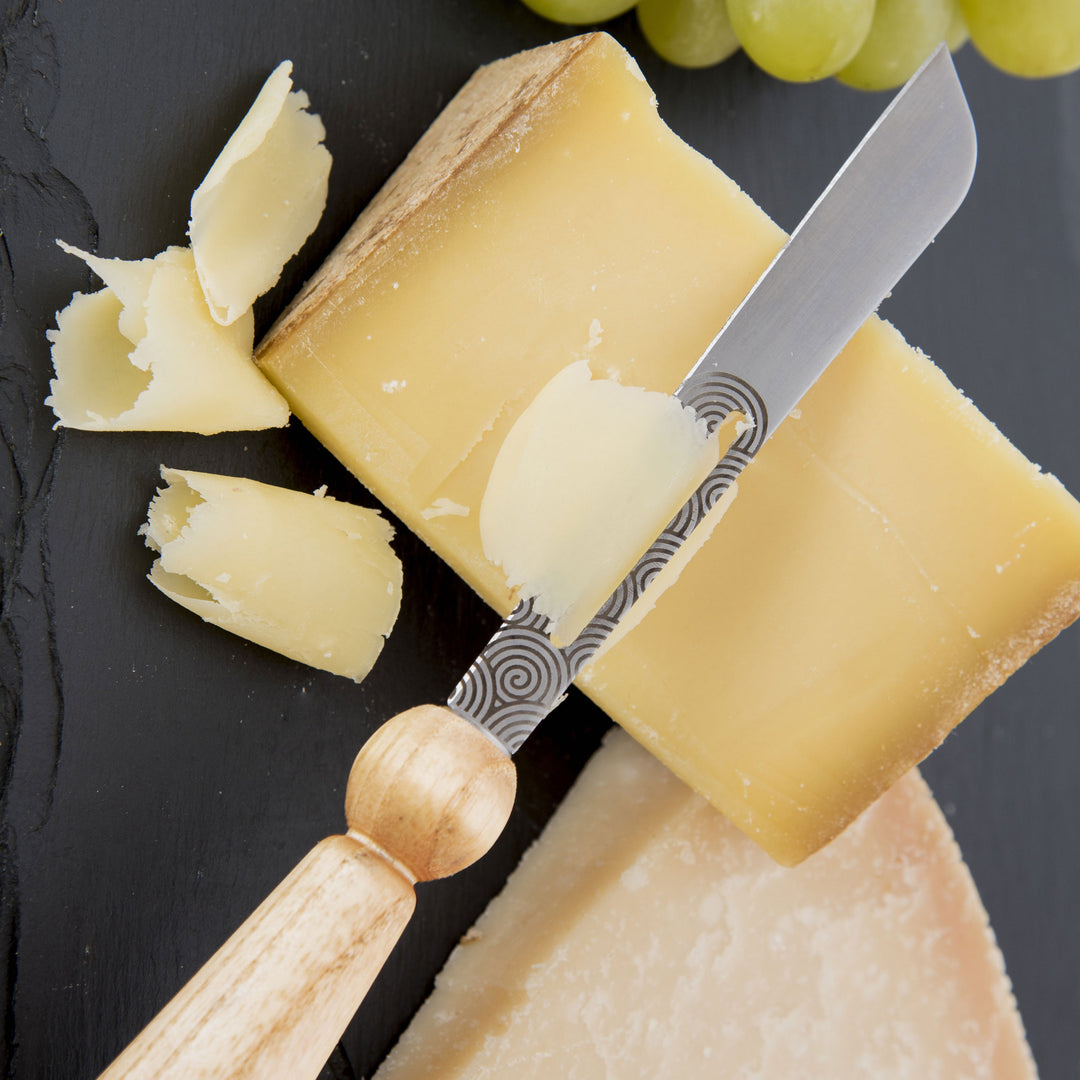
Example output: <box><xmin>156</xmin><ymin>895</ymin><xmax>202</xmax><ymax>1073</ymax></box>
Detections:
<box><xmin>375</xmin><ymin>731</ymin><xmax>1035</xmax><ymax>1080</ymax></box>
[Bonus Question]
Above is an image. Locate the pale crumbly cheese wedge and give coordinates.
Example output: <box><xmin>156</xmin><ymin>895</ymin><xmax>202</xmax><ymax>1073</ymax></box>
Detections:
<box><xmin>375</xmin><ymin>730</ymin><xmax>1036</xmax><ymax>1080</ymax></box>
<box><xmin>141</xmin><ymin>468</ymin><xmax>401</xmax><ymax>682</ymax></box>
<box><xmin>479</xmin><ymin>360</ymin><xmax>718</xmax><ymax>644</ymax></box>
<box><xmin>256</xmin><ymin>32</ymin><xmax>1080</xmax><ymax>864</ymax></box>
<box><xmin>189</xmin><ymin>59</ymin><xmax>332</xmax><ymax>326</ymax></box>
<box><xmin>47</xmin><ymin>245</ymin><xmax>289</xmax><ymax>433</ymax></box>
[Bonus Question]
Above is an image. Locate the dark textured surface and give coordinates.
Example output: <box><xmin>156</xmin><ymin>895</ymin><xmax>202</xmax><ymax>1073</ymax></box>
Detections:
<box><xmin>1</xmin><ymin>2</ymin><xmax>1078</xmax><ymax>1077</ymax></box>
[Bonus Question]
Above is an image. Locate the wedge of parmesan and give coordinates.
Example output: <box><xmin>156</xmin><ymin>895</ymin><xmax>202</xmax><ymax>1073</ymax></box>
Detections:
<box><xmin>189</xmin><ymin>60</ymin><xmax>332</xmax><ymax>326</ymax></box>
<box><xmin>141</xmin><ymin>468</ymin><xmax>401</xmax><ymax>682</ymax></box>
<box><xmin>479</xmin><ymin>360</ymin><xmax>718</xmax><ymax>644</ymax></box>
<box><xmin>47</xmin><ymin>245</ymin><xmax>289</xmax><ymax>433</ymax></box>
<box><xmin>375</xmin><ymin>730</ymin><xmax>1036</xmax><ymax>1080</ymax></box>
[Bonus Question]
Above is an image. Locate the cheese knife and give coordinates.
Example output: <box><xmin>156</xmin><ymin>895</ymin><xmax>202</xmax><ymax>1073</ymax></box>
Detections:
<box><xmin>98</xmin><ymin>44</ymin><xmax>976</xmax><ymax>1080</ymax></box>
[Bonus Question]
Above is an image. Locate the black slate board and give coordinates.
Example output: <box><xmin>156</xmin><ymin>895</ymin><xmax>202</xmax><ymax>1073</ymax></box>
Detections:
<box><xmin>2</xmin><ymin>2</ymin><xmax>1079</xmax><ymax>1077</ymax></box>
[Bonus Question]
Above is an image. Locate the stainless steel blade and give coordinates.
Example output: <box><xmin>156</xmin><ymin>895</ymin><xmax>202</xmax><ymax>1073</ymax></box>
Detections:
<box><xmin>677</xmin><ymin>43</ymin><xmax>977</xmax><ymax>427</ymax></box>
<box><xmin>449</xmin><ymin>44</ymin><xmax>977</xmax><ymax>755</ymax></box>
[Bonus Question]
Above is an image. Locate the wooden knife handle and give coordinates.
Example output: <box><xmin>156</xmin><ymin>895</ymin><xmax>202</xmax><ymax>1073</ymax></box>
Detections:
<box><xmin>97</xmin><ymin>705</ymin><xmax>516</xmax><ymax>1080</ymax></box>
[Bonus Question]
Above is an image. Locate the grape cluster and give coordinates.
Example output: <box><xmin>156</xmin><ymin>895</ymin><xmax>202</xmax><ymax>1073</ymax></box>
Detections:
<box><xmin>521</xmin><ymin>0</ymin><xmax>1080</xmax><ymax>87</ymax></box>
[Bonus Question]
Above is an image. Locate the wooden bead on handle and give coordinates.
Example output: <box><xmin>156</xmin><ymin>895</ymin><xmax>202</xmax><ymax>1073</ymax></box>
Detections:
<box><xmin>98</xmin><ymin>705</ymin><xmax>516</xmax><ymax>1080</ymax></box>
<box><xmin>346</xmin><ymin>704</ymin><xmax>516</xmax><ymax>881</ymax></box>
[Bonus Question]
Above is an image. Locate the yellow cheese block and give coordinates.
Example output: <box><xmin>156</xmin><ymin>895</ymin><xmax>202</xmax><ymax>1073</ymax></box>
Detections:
<box><xmin>374</xmin><ymin>732</ymin><xmax>1035</xmax><ymax>1079</ymax></box>
<box><xmin>257</xmin><ymin>32</ymin><xmax>1080</xmax><ymax>864</ymax></box>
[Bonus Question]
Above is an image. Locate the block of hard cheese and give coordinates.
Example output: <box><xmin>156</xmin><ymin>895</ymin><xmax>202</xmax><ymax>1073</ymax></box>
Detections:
<box><xmin>257</xmin><ymin>32</ymin><xmax>1080</xmax><ymax>863</ymax></box>
<box><xmin>374</xmin><ymin>730</ymin><xmax>1036</xmax><ymax>1080</ymax></box>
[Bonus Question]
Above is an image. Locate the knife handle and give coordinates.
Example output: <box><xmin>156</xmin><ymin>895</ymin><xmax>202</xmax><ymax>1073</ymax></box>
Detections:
<box><xmin>97</xmin><ymin>705</ymin><xmax>516</xmax><ymax>1080</ymax></box>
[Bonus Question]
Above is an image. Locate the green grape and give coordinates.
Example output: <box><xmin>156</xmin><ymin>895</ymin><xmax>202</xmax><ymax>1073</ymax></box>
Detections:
<box><xmin>959</xmin><ymin>0</ymin><xmax>1080</xmax><ymax>77</ymax></box>
<box><xmin>726</xmin><ymin>0</ymin><xmax>875</xmax><ymax>82</ymax></box>
<box><xmin>945</xmin><ymin>3</ymin><xmax>970</xmax><ymax>51</ymax></box>
<box><xmin>520</xmin><ymin>0</ymin><xmax>636</xmax><ymax>24</ymax></box>
<box><xmin>637</xmin><ymin>0</ymin><xmax>740</xmax><ymax>68</ymax></box>
<box><xmin>837</xmin><ymin>0</ymin><xmax>955</xmax><ymax>90</ymax></box>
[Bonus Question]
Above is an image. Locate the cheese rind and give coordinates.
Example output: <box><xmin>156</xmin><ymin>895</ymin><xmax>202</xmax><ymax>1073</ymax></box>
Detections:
<box><xmin>142</xmin><ymin>468</ymin><xmax>401</xmax><ymax>682</ymax></box>
<box><xmin>256</xmin><ymin>33</ymin><xmax>1080</xmax><ymax>862</ymax></box>
<box><xmin>375</xmin><ymin>730</ymin><xmax>1036</xmax><ymax>1080</ymax></box>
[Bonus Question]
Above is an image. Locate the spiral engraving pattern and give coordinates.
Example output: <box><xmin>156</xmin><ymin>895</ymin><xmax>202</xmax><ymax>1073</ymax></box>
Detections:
<box><xmin>448</xmin><ymin>598</ymin><xmax>571</xmax><ymax>752</ymax></box>
<box><xmin>449</xmin><ymin>373</ymin><xmax>769</xmax><ymax>754</ymax></box>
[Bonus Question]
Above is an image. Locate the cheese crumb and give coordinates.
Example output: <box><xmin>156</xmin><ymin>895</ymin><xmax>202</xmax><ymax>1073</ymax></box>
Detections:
<box><xmin>420</xmin><ymin>497</ymin><xmax>471</xmax><ymax>520</ymax></box>
<box><xmin>586</xmin><ymin>318</ymin><xmax>604</xmax><ymax>350</ymax></box>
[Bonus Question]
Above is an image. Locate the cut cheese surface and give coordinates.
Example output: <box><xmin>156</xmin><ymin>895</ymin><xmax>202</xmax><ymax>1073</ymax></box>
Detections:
<box><xmin>479</xmin><ymin>360</ymin><xmax>717</xmax><ymax>644</ymax></box>
<box><xmin>189</xmin><ymin>60</ymin><xmax>331</xmax><ymax>326</ymax></box>
<box><xmin>257</xmin><ymin>33</ymin><xmax>1080</xmax><ymax>863</ymax></box>
<box><xmin>142</xmin><ymin>468</ymin><xmax>401</xmax><ymax>681</ymax></box>
<box><xmin>375</xmin><ymin>730</ymin><xmax>1036</xmax><ymax>1080</ymax></box>
<box><xmin>47</xmin><ymin>245</ymin><xmax>289</xmax><ymax>433</ymax></box>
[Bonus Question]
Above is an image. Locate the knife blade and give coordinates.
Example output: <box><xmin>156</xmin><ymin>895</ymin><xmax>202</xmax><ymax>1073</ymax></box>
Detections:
<box><xmin>97</xmin><ymin>44</ymin><xmax>976</xmax><ymax>1080</ymax></box>
<box><xmin>449</xmin><ymin>42</ymin><xmax>976</xmax><ymax>755</ymax></box>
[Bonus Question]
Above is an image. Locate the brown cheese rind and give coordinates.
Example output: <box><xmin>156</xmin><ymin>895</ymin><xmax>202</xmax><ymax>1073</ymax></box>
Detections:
<box><xmin>259</xmin><ymin>36</ymin><xmax>596</xmax><ymax>353</ymax></box>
